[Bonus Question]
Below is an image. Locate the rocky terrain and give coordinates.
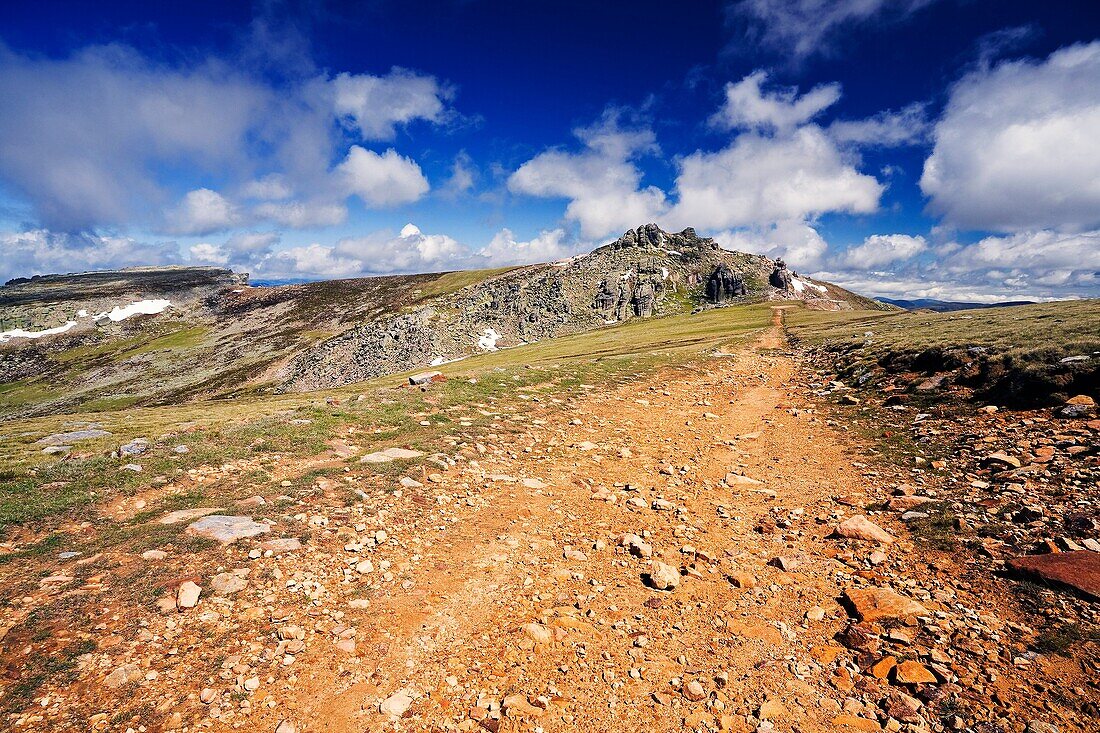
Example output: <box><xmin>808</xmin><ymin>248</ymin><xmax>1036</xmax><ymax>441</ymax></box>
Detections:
<box><xmin>0</xmin><ymin>302</ymin><xmax>1095</xmax><ymax>733</ymax></box>
<box><xmin>279</xmin><ymin>225</ymin><xmax>883</xmax><ymax>392</ymax></box>
<box><xmin>0</xmin><ymin>225</ymin><xmax>887</xmax><ymax>419</ymax></box>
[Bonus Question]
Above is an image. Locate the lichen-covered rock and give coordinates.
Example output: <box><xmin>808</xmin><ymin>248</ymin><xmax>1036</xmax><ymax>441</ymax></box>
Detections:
<box><xmin>705</xmin><ymin>264</ymin><xmax>747</xmax><ymax>302</ymax></box>
<box><xmin>770</xmin><ymin>258</ymin><xmax>793</xmax><ymax>292</ymax></box>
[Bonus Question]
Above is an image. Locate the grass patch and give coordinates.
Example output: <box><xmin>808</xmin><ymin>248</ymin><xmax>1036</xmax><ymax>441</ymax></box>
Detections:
<box><xmin>1034</xmin><ymin>623</ymin><xmax>1099</xmax><ymax>656</ymax></box>
<box><xmin>788</xmin><ymin>299</ymin><xmax>1100</xmax><ymax>406</ymax></box>
<box><xmin>0</xmin><ymin>637</ymin><xmax>96</xmax><ymax>714</ymax></box>
<box><xmin>903</xmin><ymin>503</ymin><xmax>963</xmax><ymax>551</ymax></box>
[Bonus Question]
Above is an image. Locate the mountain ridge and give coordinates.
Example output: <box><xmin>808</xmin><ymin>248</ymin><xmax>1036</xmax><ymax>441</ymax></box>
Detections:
<box><xmin>0</xmin><ymin>224</ymin><xmax>891</xmax><ymax>417</ymax></box>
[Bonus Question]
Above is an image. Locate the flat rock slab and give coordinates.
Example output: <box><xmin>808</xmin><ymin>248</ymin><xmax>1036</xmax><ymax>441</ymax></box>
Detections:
<box><xmin>160</xmin><ymin>507</ymin><xmax>224</xmax><ymax>525</ymax></box>
<box><xmin>409</xmin><ymin>371</ymin><xmax>442</xmax><ymax>385</ymax></box>
<box><xmin>186</xmin><ymin>515</ymin><xmax>270</xmax><ymax>544</ymax></box>
<box><xmin>36</xmin><ymin>429</ymin><xmax>111</xmax><ymax>445</ymax></box>
<box><xmin>259</xmin><ymin>538</ymin><xmax>303</xmax><ymax>555</ymax></box>
<box><xmin>360</xmin><ymin>447</ymin><xmax>424</xmax><ymax>463</ymax></box>
<box><xmin>1007</xmin><ymin>551</ymin><xmax>1100</xmax><ymax>600</ymax></box>
<box><xmin>843</xmin><ymin>587</ymin><xmax>929</xmax><ymax>622</ymax></box>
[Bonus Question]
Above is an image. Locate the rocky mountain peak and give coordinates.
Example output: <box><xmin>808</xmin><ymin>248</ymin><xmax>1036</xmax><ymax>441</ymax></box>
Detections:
<box><xmin>599</xmin><ymin>223</ymin><xmax>719</xmax><ymax>254</ymax></box>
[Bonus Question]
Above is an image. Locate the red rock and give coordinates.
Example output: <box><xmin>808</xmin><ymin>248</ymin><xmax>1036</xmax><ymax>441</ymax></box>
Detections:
<box><xmin>842</xmin><ymin>588</ymin><xmax>928</xmax><ymax>622</ymax></box>
<box><xmin>1007</xmin><ymin>551</ymin><xmax>1100</xmax><ymax>600</ymax></box>
<box><xmin>895</xmin><ymin>660</ymin><xmax>937</xmax><ymax>684</ymax></box>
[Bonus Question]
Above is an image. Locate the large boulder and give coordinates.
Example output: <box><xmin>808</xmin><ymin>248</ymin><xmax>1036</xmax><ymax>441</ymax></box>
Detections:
<box><xmin>1007</xmin><ymin>551</ymin><xmax>1100</xmax><ymax>600</ymax></box>
<box><xmin>770</xmin><ymin>259</ymin><xmax>793</xmax><ymax>292</ymax></box>
<box><xmin>705</xmin><ymin>264</ymin><xmax>747</xmax><ymax>303</ymax></box>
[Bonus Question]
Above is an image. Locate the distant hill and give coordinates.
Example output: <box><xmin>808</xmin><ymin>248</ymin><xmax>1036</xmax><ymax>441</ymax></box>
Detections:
<box><xmin>878</xmin><ymin>297</ymin><xmax>1036</xmax><ymax>312</ymax></box>
<box><xmin>0</xmin><ymin>223</ymin><xmax>890</xmax><ymax>417</ymax></box>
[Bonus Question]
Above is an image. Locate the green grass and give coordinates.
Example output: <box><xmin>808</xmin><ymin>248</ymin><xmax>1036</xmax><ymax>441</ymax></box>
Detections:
<box><xmin>0</xmin><ymin>302</ymin><xmax>778</xmax><ymax>537</ymax></box>
<box><xmin>0</xmin><ymin>379</ymin><xmax>60</xmax><ymax>410</ymax></box>
<box><xmin>409</xmin><ymin>267</ymin><xmax>520</xmax><ymax>302</ymax></box>
<box><xmin>787</xmin><ymin>299</ymin><xmax>1100</xmax><ymax>405</ymax></box>
<box><xmin>787</xmin><ymin>299</ymin><xmax>1100</xmax><ymax>357</ymax></box>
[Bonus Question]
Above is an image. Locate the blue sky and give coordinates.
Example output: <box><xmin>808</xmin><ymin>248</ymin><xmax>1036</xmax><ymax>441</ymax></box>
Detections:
<box><xmin>0</xmin><ymin>0</ymin><xmax>1098</xmax><ymax>301</ymax></box>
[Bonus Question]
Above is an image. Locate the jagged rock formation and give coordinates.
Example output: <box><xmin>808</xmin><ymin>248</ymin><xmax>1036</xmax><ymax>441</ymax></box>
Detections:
<box><xmin>770</xmin><ymin>258</ymin><xmax>794</xmax><ymax>293</ymax></box>
<box><xmin>706</xmin><ymin>264</ymin><xmax>747</xmax><ymax>303</ymax></box>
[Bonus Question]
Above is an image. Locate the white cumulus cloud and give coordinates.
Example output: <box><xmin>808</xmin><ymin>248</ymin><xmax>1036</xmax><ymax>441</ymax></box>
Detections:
<box><xmin>477</xmin><ymin>228</ymin><xmax>579</xmax><ymax>266</ymax></box>
<box><xmin>332</xmin><ymin>68</ymin><xmax>451</xmax><ymax>141</ymax></box>
<box><xmin>338</xmin><ymin>146</ymin><xmax>430</xmax><ymax>207</ymax></box>
<box><xmin>827</xmin><ymin>103</ymin><xmax>929</xmax><ymax>147</ymax></box>
<box><xmin>921</xmin><ymin>41</ymin><xmax>1100</xmax><ymax>232</ymax></box>
<box><xmin>709</xmin><ymin>71</ymin><xmax>840</xmax><ymax>132</ymax></box>
<box><xmin>727</xmin><ymin>0</ymin><xmax>939</xmax><ymax>62</ymax></box>
<box><xmin>0</xmin><ymin>229</ymin><xmax>180</xmax><ymax>282</ymax></box>
<box><xmin>711</xmin><ymin>220</ymin><xmax>829</xmax><ymax>271</ymax></box>
<box><xmin>508</xmin><ymin>112</ymin><xmax>668</xmax><ymax>239</ymax></box>
<box><xmin>165</xmin><ymin>188</ymin><xmax>243</xmax><ymax>235</ymax></box>
<box><xmin>667</xmin><ymin>126</ymin><xmax>882</xmax><ymax>230</ymax></box>
<box><xmin>841</xmin><ymin>233</ymin><xmax>928</xmax><ymax>269</ymax></box>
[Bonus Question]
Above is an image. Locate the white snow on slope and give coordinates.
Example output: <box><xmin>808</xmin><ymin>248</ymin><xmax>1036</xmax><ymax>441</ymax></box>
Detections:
<box><xmin>103</xmin><ymin>299</ymin><xmax>172</xmax><ymax>321</ymax></box>
<box><xmin>477</xmin><ymin>327</ymin><xmax>502</xmax><ymax>351</ymax></box>
<box><xmin>1</xmin><ymin>298</ymin><xmax>173</xmax><ymax>343</ymax></box>
<box><xmin>0</xmin><ymin>321</ymin><xmax>78</xmax><ymax>343</ymax></box>
<box><xmin>790</xmin><ymin>277</ymin><xmax>827</xmax><ymax>294</ymax></box>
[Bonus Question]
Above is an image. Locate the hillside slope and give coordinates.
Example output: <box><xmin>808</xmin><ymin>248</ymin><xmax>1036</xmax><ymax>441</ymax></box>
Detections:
<box><xmin>0</xmin><ymin>224</ymin><xmax>888</xmax><ymax>417</ymax></box>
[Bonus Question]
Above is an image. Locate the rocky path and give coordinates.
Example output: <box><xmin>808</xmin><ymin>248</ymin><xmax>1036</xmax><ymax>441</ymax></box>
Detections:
<box><xmin>14</xmin><ymin>308</ymin><xmax>1093</xmax><ymax>733</ymax></box>
<box><xmin>246</xmin><ymin>307</ymin><xmax>1091</xmax><ymax>733</ymax></box>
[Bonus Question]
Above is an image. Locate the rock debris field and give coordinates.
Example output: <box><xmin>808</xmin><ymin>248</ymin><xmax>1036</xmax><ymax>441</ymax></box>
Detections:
<box><xmin>1</xmin><ymin>310</ymin><xmax>1096</xmax><ymax>733</ymax></box>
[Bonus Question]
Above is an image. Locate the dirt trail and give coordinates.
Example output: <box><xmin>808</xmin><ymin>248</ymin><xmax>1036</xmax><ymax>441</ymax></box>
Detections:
<box><xmin>271</xmin><ymin>307</ymin><xmax>903</xmax><ymax>732</ymax></box>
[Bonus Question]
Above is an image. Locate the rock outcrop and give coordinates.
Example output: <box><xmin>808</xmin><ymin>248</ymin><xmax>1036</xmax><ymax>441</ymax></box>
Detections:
<box><xmin>705</xmin><ymin>264</ymin><xmax>747</xmax><ymax>303</ymax></box>
<box><xmin>770</xmin><ymin>258</ymin><xmax>793</xmax><ymax>293</ymax></box>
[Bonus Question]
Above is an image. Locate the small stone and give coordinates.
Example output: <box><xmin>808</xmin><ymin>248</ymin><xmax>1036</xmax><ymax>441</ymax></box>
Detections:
<box><xmin>259</xmin><ymin>538</ymin><xmax>302</xmax><ymax>555</ymax></box>
<box><xmin>142</xmin><ymin>550</ymin><xmax>167</xmax><ymax>561</ymax></box>
<box><xmin>185</xmin><ymin>515</ymin><xmax>269</xmax><ymax>544</ymax></box>
<box><xmin>769</xmin><ymin>555</ymin><xmax>801</xmax><ymax>572</ymax></box>
<box><xmin>646</xmin><ymin>561</ymin><xmax>681</xmax><ymax>591</ymax></box>
<box><xmin>409</xmin><ymin>371</ymin><xmax>442</xmax><ymax>385</ymax></box>
<box><xmin>104</xmin><ymin>663</ymin><xmax>142</xmax><ymax>689</ymax></box>
<box><xmin>728</xmin><ymin>571</ymin><xmax>756</xmax><ymax>588</ymax></box>
<box><xmin>983</xmin><ymin>452</ymin><xmax>1021</xmax><ymax>469</ymax></box>
<box><xmin>871</xmin><ymin>656</ymin><xmax>896</xmax><ymax>679</ymax></box>
<box><xmin>682</xmin><ymin>680</ymin><xmax>706</xmax><ymax>701</ymax></box>
<box><xmin>522</xmin><ymin>623</ymin><xmax>552</xmax><ymax>645</ymax></box>
<box><xmin>834</xmin><ymin>515</ymin><xmax>895</xmax><ymax>544</ymax></box>
<box><xmin>119</xmin><ymin>438</ymin><xmax>149</xmax><ymax>457</ymax></box>
<box><xmin>758</xmin><ymin>698</ymin><xmax>786</xmax><ymax>720</ymax></box>
<box><xmin>275</xmin><ymin>721</ymin><xmax>296</xmax><ymax>733</ymax></box>
<box><xmin>176</xmin><ymin>581</ymin><xmax>201</xmax><ymax>609</ymax></box>
<box><xmin>621</xmin><ymin>533</ymin><xmax>652</xmax><ymax>558</ymax></box>
<box><xmin>1026</xmin><ymin>721</ymin><xmax>1059</xmax><ymax>733</ymax></box>
<box><xmin>210</xmin><ymin>572</ymin><xmax>248</xmax><ymax>596</ymax></box>
<box><xmin>200</xmin><ymin>688</ymin><xmax>217</xmax><ymax>704</ymax></box>
<box><xmin>502</xmin><ymin>693</ymin><xmax>544</xmax><ymax>718</ymax></box>
<box><xmin>380</xmin><ymin>689</ymin><xmax>416</xmax><ymax>718</ymax></box>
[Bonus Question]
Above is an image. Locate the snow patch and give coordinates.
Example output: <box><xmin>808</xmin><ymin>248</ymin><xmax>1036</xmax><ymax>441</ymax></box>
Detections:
<box><xmin>429</xmin><ymin>355</ymin><xmax>467</xmax><ymax>367</ymax></box>
<box><xmin>789</xmin><ymin>277</ymin><xmax>827</xmax><ymax>294</ymax></box>
<box><xmin>103</xmin><ymin>299</ymin><xmax>172</xmax><ymax>322</ymax></box>
<box><xmin>660</xmin><ymin>267</ymin><xmax>669</xmax><ymax>280</ymax></box>
<box><xmin>477</xmin><ymin>328</ymin><xmax>502</xmax><ymax>351</ymax></box>
<box><xmin>77</xmin><ymin>309</ymin><xmax>88</xmax><ymax>317</ymax></box>
<box><xmin>0</xmin><ymin>321</ymin><xmax>78</xmax><ymax>343</ymax></box>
